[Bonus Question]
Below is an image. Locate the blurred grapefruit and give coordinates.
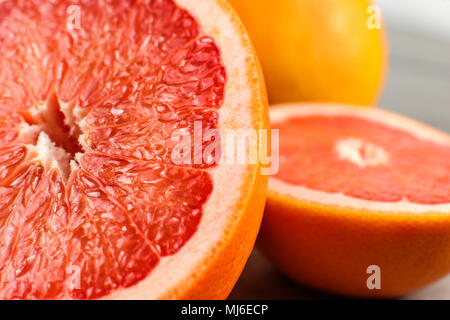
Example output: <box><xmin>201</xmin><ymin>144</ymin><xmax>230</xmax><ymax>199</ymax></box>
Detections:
<box><xmin>261</xmin><ymin>103</ymin><xmax>450</xmax><ymax>297</ymax></box>
<box><xmin>228</xmin><ymin>0</ymin><xmax>388</xmax><ymax>105</ymax></box>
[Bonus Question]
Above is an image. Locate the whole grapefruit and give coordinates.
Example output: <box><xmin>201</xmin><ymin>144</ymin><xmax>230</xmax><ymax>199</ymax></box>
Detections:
<box><xmin>228</xmin><ymin>0</ymin><xmax>388</xmax><ymax>105</ymax></box>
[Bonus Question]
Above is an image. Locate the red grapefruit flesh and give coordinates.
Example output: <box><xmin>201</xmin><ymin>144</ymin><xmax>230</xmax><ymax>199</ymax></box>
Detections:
<box><xmin>0</xmin><ymin>0</ymin><xmax>268</xmax><ymax>299</ymax></box>
<box><xmin>261</xmin><ymin>103</ymin><xmax>450</xmax><ymax>297</ymax></box>
<box><xmin>276</xmin><ymin>111</ymin><xmax>450</xmax><ymax>204</ymax></box>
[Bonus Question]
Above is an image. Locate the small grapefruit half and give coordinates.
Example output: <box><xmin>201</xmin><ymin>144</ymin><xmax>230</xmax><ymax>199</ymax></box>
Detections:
<box><xmin>261</xmin><ymin>103</ymin><xmax>450</xmax><ymax>297</ymax></box>
<box><xmin>0</xmin><ymin>0</ymin><xmax>268</xmax><ymax>299</ymax></box>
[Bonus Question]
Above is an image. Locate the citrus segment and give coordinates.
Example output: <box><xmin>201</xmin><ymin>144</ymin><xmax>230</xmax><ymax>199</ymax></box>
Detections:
<box><xmin>67</xmin><ymin>169</ymin><xmax>160</xmax><ymax>300</ymax></box>
<box><xmin>77</xmin><ymin>154</ymin><xmax>213</xmax><ymax>257</ymax></box>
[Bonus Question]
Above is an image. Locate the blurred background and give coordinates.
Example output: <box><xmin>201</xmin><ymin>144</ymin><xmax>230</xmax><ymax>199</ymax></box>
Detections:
<box><xmin>377</xmin><ymin>0</ymin><xmax>450</xmax><ymax>132</ymax></box>
<box><xmin>230</xmin><ymin>0</ymin><xmax>450</xmax><ymax>299</ymax></box>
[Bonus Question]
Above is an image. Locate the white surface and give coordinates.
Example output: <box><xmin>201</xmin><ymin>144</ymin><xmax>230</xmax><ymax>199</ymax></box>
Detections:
<box><xmin>378</xmin><ymin>0</ymin><xmax>450</xmax><ymax>132</ymax></box>
<box><xmin>378</xmin><ymin>0</ymin><xmax>450</xmax><ymax>42</ymax></box>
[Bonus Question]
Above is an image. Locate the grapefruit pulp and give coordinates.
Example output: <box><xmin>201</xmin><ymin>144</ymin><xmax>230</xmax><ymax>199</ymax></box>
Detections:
<box><xmin>0</xmin><ymin>0</ymin><xmax>268</xmax><ymax>299</ymax></box>
<box><xmin>261</xmin><ymin>103</ymin><xmax>450</xmax><ymax>297</ymax></box>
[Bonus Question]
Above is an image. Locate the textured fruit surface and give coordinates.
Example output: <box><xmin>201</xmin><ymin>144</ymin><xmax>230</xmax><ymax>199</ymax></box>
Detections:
<box><xmin>261</xmin><ymin>103</ymin><xmax>450</xmax><ymax>298</ymax></box>
<box><xmin>276</xmin><ymin>115</ymin><xmax>450</xmax><ymax>204</ymax></box>
<box><xmin>228</xmin><ymin>0</ymin><xmax>387</xmax><ymax>105</ymax></box>
<box><xmin>0</xmin><ymin>0</ymin><xmax>268</xmax><ymax>300</ymax></box>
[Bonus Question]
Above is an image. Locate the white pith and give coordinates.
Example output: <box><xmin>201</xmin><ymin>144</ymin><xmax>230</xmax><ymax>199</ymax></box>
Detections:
<box><xmin>20</xmin><ymin>98</ymin><xmax>81</xmax><ymax>178</ymax></box>
<box><xmin>32</xmin><ymin>132</ymin><xmax>72</xmax><ymax>177</ymax></box>
<box><xmin>270</xmin><ymin>103</ymin><xmax>450</xmax><ymax>214</ymax></box>
<box><xmin>335</xmin><ymin>137</ymin><xmax>390</xmax><ymax>168</ymax></box>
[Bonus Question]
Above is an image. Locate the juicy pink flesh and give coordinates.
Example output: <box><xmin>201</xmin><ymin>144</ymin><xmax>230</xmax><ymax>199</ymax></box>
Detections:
<box><xmin>0</xmin><ymin>0</ymin><xmax>226</xmax><ymax>299</ymax></box>
<box><xmin>275</xmin><ymin>115</ymin><xmax>450</xmax><ymax>204</ymax></box>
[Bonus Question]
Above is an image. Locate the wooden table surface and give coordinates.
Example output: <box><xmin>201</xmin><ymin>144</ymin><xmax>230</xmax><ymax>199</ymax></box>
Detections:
<box><xmin>230</xmin><ymin>16</ymin><xmax>450</xmax><ymax>300</ymax></box>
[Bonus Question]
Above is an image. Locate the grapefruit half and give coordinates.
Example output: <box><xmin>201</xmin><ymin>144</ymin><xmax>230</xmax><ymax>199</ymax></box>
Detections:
<box><xmin>261</xmin><ymin>103</ymin><xmax>450</xmax><ymax>297</ymax></box>
<box><xmin>0</xmin><ymin>0</ymin><xmax>268</xmax><ymax>299</ymax></box>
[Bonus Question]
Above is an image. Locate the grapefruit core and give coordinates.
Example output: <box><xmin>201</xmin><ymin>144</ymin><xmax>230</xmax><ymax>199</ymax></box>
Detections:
<box><xmin>0</xmin><ymin>0</ymin><xmax>268</xmax><ymax>299</ymax></box>
<box><xmin>261</xmin><ymin>103</ymin><xmax>450</xmax><ymax>297</ymax></box>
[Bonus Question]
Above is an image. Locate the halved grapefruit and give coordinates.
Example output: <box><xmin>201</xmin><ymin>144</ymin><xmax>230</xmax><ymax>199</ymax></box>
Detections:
<box><xmin>0</xmin><ymin>0</ymin><xmax>268</xmax><ymax>299</ymax></box>
<box><xmin>261</xmin><ymin>103</ymin><xmax>450</xmax><ymax>297</ymax></box>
